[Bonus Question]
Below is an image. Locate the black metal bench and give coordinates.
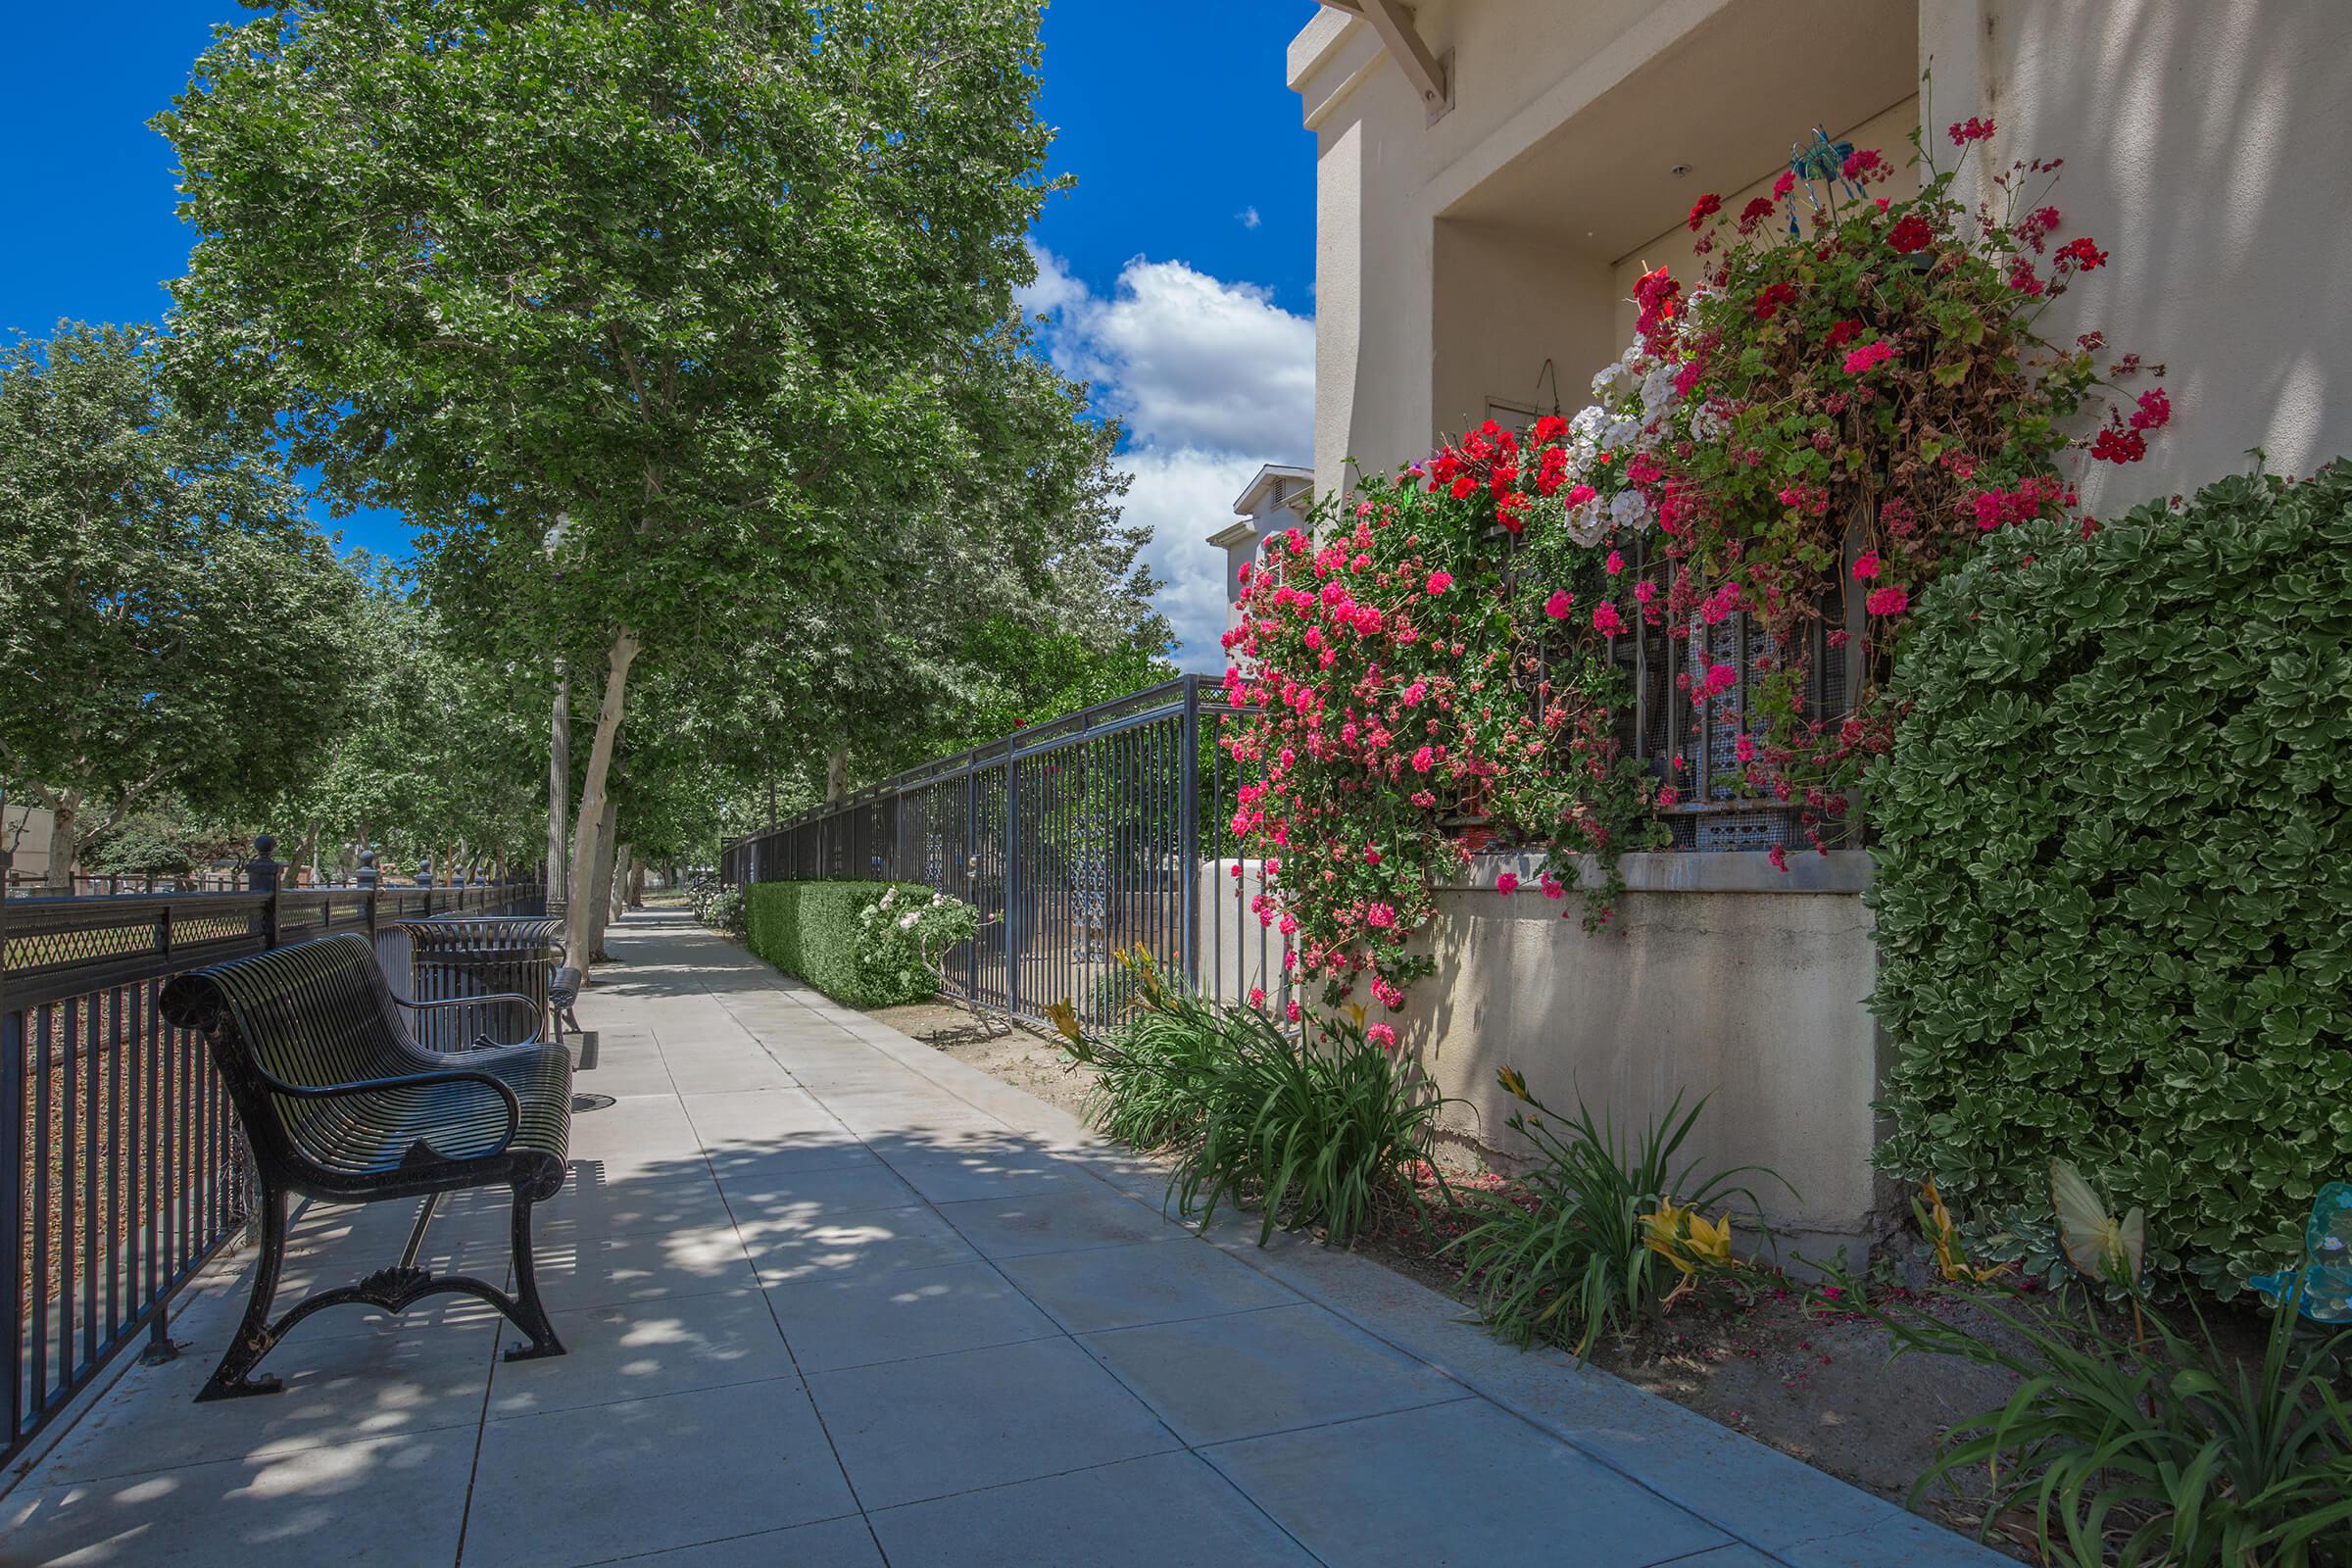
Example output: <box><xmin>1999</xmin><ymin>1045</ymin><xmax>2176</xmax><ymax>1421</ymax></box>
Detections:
<box><xmin>159</xmin><ymin>932</ymin><xmax>571</xmax><ymax>1400</ymax></box>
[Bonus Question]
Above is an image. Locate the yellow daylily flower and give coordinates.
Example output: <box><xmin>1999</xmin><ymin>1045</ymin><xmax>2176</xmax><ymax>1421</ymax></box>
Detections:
<box><xmin>1642</xmin><ymin>1199</ymin><xmax>1738</xmax><ymax>1277</ymax></box>
<box><xmin>1496</xmin><ymin>1065</ymin><xmax>1533</xmax><ymax>1103</ymax></box>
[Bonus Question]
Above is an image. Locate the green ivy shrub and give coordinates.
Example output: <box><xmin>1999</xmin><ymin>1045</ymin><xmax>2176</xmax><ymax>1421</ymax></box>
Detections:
<box><xmin>1869</xmin><ymin>466</ymin><xmax>2352</xmax><ymax>1294</ymax></box>
<box><xmin>742</xmin><ymin>881</ymin><xmax>933</xmax><ymax>1008</ymax></box>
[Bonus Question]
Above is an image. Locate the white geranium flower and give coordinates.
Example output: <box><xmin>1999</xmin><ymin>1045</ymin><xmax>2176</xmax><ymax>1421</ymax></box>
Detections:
<box><xmin>1690</xmin><ymin>400</ymin><xmax>1726</xmax><ymax>442</ymax></box>
<box><xmin>1569</xmin><ymin>405</ymin><xmax>1610</xmax><ymax>444</ymax></box>
<box><xmin>1603</xmin><ymin>416</ymin><xmax>1643</xmax><ymax>451</ymax></box>
<box><xmin>1609</xmin><ymin>488</ymin><xmax>1654</xmax><ymax>530</ymax></box>
<box><xmin>1640</xmin><ymin>364</ymin><xmax>1678</xmax><ymax>417</ymax></box>
<box><xmin>1563</xmin><ymin>490</ymin><xmax>1608</xmax><ymax>547</ymax></box>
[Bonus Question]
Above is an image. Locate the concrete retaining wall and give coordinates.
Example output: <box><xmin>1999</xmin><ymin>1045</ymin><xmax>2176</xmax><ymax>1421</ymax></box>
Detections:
<box><xmin>1390</xmin><ymin>850</ymin><xmax>1890</xmax><ymax>1260</ymax></box>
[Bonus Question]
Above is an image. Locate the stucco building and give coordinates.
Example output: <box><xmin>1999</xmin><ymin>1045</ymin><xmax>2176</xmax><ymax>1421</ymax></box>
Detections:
<box><xmin>1276</xmin><ymin>0</ymin><xmax>2352</xmax><ymax>1253</ymax></box>
<box><xmin>1206</xmin><ymin>463</ymin><xmax>1314</xmax><ymax>644</ymax></box>
<box><xmin>1296</xmin><ymin>0</ymin><xmax>2352</xmax><ymax>509</ymax></box>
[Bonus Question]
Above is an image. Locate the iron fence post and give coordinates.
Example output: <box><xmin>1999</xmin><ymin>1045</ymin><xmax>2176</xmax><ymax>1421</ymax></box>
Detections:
<box><xmin>358</xmin><ymin>850</ymin><xmax>378</xmax><ymax>940</ymax></box>
<box><xmin>965</xmin><ymin>769</ymin><xmax>979</xmax><ymax>1003</ymax></box>
<box><xmin>1004</xmin><ymin>754</ymin><xmax>1021</xmax><ymax>1019</ymax></box>
<box><xmin>1179</xmin><ymin>674</ymin><xmax>1201</xmax><ymax>989</ymax></box>
<box><xmin>250</xmin><ymin>834</ymin><xmax>282</xmax><ymax>950</ymax></box>
<box><xmin>0</xmin><ymin>836</ymin><xmax>18</xmax><ymax>1443</ymax></box>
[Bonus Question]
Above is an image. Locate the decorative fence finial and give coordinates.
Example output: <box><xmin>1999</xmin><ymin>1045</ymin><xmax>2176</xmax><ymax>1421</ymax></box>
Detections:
<box><xmin>248</xmin><ymin>834</ymin><xmax>281</xmax><ymax>895</ymax></box>
<box><xmin>416</xmin><ymin>856</ymin><xmax>434</xmax><ymax>889</ymax></box>
<box><xmin>356</xmin><ymin>849</ymin><xmax>378</xmax><ymax>890</ymax></box>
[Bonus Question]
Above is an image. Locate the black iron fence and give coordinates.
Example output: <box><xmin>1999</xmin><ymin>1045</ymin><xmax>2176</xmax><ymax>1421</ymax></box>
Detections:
<box><xmin>719</xmin><ymin>646</ymin><xmax>1837</xmax><ymax>1034</ymax></box>
<box><xmin>723</xmin><ymin>676</ymin><xmax>1292</xmax><ymax>1032</ymax></box>
<box><xmin>0</xmin><ymin>842</ymin><xmax>543</xmax><ymax>1467</ymax></box>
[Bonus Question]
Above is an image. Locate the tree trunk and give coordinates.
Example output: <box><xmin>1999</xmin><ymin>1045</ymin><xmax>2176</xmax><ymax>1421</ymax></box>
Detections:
<box><xmin>564</xmin><ymin>628</ymin><xmax>638</xmax><ymax>973</ymax></box>
<box><xmin>612</xmin><ymin>843</ymin><xmax>633</xmax><ymax>920</ymax></box>
<box><xmin>625</xmin><ymin>852</ymin><xmax>646</xmax><ymax>907</ymax></box>
<box><xmin>825</xmin><ymin>747</ymin><xmax>850</xmax><ymax>805</ymax></box>
<box><xmin>42</xmin><ymin>801</ymin><xmax>78</xmax><ymax>893</ymax></box>
<box><xmin>548</xmin><ymin>666</ymin><xmax>570</xmax><ymax>910</ymax></box>
<box><xmin>585</xmin><ymin>800</ymin><xmax>620</xmax><ymax>962</ymax></box>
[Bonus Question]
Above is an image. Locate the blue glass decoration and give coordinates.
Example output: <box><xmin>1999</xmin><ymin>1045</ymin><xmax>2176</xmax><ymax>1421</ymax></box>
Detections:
<box><xmin>2248</xmin><ymin>1182</ymin><xmax>2352</xmax><ymax>1323</ymax></box>
<box><xmin>1783</xmin><ymin>126</ymin><xmax>1867</xmax><ymax>238</ymax></box>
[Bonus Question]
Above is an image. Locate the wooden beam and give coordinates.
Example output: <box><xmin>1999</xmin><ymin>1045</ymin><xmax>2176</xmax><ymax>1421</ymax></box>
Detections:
<box><xmin>1348</xmin><ymin>0</ymin><xmax>1452</xmax><ymax>122</ymax></box>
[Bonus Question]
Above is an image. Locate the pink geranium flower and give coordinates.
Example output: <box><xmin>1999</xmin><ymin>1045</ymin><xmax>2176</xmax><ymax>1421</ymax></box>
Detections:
<box><xmin>1841</xmin><ymin>340</ymin><xmax>1896</xmax><ymax>375</ymax></box>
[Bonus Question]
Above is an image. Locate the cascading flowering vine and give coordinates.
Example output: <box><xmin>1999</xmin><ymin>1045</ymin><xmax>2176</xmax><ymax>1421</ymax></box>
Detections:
<box><xmin>1222</xmin><ymin>108</ymin><xmax>2167</xmax><ymax>1011</ymax></box>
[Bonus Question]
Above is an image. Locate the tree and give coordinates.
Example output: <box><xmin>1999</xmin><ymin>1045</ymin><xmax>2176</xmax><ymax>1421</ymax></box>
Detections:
<box><xmin>163</xmin><ymin>0</ymin><xmax>1090</xmax><ymax>970</ymax></box>
<box><xmin>276</xmin><ymin>557</ymin><xmax>548</xmax><ymax>882</ymax></box>
<box><xmin>0</xmin><ymin>322</ymin><xmax>365</xmax><ymax>887</ymax></box>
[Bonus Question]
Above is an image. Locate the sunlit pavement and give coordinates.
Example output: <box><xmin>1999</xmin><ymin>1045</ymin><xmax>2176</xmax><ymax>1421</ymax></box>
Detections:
<box><xmin>0</xmin><ymin>909</ymin><xmax>2003</xmax><ymax>1567</ymax></box>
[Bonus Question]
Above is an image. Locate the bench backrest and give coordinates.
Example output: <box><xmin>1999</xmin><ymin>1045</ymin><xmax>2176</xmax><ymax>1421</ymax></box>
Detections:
<box><xmin>159</xmin><ymin>934</ymin><xmax>420</xmax><ymax>1174</ymax></box>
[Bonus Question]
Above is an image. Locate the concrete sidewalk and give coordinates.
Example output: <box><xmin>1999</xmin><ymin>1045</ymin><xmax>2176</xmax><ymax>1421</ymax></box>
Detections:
<box><xmin>1</xmin><ymin>909</ymin><xmax>2002</xmax><ymax>1567</ymax></box>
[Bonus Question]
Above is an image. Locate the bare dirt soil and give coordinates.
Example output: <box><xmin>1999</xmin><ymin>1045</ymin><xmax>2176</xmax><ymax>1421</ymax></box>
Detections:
<box><xmin>859</xmin><ymin>1000</ymin><xmax>1100</xmax><ymax>1124</ymax></box>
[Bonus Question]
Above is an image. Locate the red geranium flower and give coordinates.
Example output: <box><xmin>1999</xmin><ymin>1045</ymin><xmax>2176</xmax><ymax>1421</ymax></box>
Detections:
<box><xmin>2053</xmin><ymin>236</ymin><xmax>2107</xmax><ymax>271</ymax></box>
<box><xmin>1886</xmin><ymin>214</ymin><xmax>1935</xmax><ymax>254</ymax></box>
<box><xmin>1687</xmin><ymin>193</ymin><xmax>1722</xmax><ymax>231</ymax></box>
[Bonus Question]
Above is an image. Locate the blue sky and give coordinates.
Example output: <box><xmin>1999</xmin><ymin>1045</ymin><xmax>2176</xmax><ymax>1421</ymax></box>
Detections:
<box><xmin>0</xmin><ymin>1</ymin><xmax>1323</xmax><ymax>664</ymax></box>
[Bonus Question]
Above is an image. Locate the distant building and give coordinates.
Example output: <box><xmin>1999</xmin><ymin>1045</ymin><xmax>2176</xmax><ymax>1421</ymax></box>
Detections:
<box><xmin>2</xmin><ymin>801</ymin><xmax>57</xmax><ymax>891</ymax></box>
<box><xmin>1208</xmin><ymin>462</ymin><xmax>1314</xmax><ymax>647</ymax></box>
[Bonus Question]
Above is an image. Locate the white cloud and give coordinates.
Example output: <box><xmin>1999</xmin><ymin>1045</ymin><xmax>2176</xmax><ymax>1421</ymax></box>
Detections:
<box><xmin>1237</xmin><ymin>205</ymin><xmax>1262</xmax><ymax>229</ymax></box>
<box><xmin>1115</xmin><ymin>446</ymin><xmax>1273</xmax><ymax>669</ymax></box>
<box><xmin>1025</xmin><ymin>243</ymin><xmax>1314</xmax><ymax>666</ymax></box>
<box><xmin>1014</xmin><ymin>243</ymin><xmax>1087</xmax><ymax>318</ymax></box>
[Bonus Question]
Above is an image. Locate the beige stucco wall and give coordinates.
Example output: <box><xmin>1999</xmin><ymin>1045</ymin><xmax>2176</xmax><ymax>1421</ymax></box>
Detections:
<box><xmin>1295</xmin><ymin>0</ymin><xmax>1920</xmax><ymax>486</ymax></box>
<box><xmin>1200</xmin><ymin>846</ymin><xmax>1886</xmax><ymax>1252</ymax></box>
<box><xmin>1395</xmin><ymin>852</ymin><xmax>1887</xmax><ymax>1256</ymax></box>
<box><xmin>1922</xmin><ymin>0</ymin><xmax>2352</xmax><ymax>508</ymax></box>
<box><xmin>1300</xmin><ymin>0</ymin><xmax>2352</xmax><ymax>501</ymax></box>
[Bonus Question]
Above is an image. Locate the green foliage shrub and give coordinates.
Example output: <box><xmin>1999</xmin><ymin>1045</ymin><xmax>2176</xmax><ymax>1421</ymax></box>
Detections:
<box><xmin>853</xmin><ymin>887</ymin><xmax>981</xmax><ymax>1004</ymax></box>
<box><xmin>82</xmin><ymin>816</ymin><xmax>197</xmax><ymax>878</ymax></box>
<box><xmin>742</xmin><ymin>881</ymin><xmax>933</xmax><ymax>1008</ymax></box>
<box><xmin>1870</xmin><ymin>467</ymin><xmax>2352</xmax><ymax>1294</ymax></box>
<box><xmin>693</xmin><ymin>883</ymin><xmax>746</xmax><ymax>936</ymax></box>
<box><xmin>1448</xmin><ymin>1078</ymin><xmax>1771</xmax><ymax>1357</ymax></box>
<box><xmin>1059</xmin><ymin>967</ymin><xmax>1449</xmax><ymax>1247</ymax></box>
<box><xmin>1877</xmin><ymin>1285</ymin><xmax>2352</xmax><ymax>1566</ymax></box>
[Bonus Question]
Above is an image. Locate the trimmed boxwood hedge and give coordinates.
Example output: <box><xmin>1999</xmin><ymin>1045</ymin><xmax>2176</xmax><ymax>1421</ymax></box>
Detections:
<box><xmin>1869</xmin><ymin>466</ymin><xmax>2352</xmax><ymax>1294</ymax></box>
<box><xmin>744</xmin><ymin>881</ymin><xmax>935</xmax><ymax>1008</ymax></box>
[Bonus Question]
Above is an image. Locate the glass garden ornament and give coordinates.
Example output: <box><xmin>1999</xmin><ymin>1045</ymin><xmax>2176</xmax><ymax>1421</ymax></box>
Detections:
<box><xmin>2248</xmin><ymin>1182</ymin><xmax>2352</xmax><ymax>1324</ymax></box>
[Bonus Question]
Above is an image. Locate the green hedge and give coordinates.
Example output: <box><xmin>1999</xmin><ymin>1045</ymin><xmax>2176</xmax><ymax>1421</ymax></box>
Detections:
<box><xmin>743</xmin><ymin>881</ymin><xmax>935</xmax><ymax>1008</ymax></box>
<box><xmin>1869</xmin><ymin>467</ymin><xmax>2352</xmax><ymax>1294</ymax></box>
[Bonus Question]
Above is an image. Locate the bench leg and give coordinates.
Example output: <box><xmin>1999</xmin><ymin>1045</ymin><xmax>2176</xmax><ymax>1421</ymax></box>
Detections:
<box><xmin>197</xmin><ymin>1184</ymin><xmax>291</xmax><ymax>1401</ymax></box>
<box><xmin>501</xmin><ymin>1186</ymin><xmax>565</xmax><ymax>1363</ymax></box>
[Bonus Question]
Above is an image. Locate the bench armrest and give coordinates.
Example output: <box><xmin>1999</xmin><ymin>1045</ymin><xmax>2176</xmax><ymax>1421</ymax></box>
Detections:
<box><xmin>261</xmin><ymin>1064</ymin><xmax>524</xmax><ymax>1160</ymax></box>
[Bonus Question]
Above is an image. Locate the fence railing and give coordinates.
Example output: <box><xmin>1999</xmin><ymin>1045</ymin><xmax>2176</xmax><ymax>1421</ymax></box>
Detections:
<box><xmin>0</xmin><ymin>842</ymin><xmax>543</xmax><ymax>1468</ymax></box>
<box><xmin>723</xmin><ymin>675</ymin><xmax>1292</xmax><ymax>1032</ymax></box>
